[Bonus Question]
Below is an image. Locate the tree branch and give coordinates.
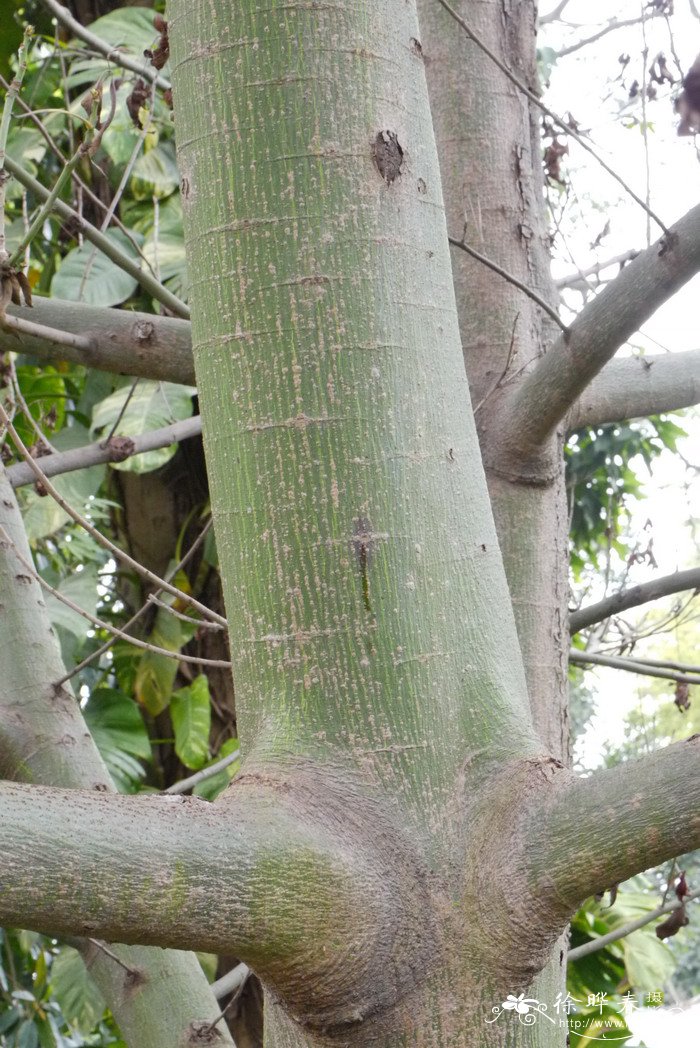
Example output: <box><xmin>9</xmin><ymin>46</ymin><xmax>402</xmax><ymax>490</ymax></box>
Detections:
<box><xmin>448</xmin><ymin>236</ymin><xmax>567</xmax><ymax>332</ymax></box>
<box><xmin>570</xmin><ymin>567</ymin><xmax>700</xmax><ymax>633</ymax></box>
<box><xmin>569</xmin><ymin>648</ymin><xmax>700</xmax><ymax>685</ymax></box>
<box><xmin>7</xmin><ymin>415</ymin><xmax>203</xmax><ymax>488</ymax></box>
<box><xmin>3</xmin><ymin>155</ymin><xmax>189</xmax><ymax>318</ymax></box>
<box><xmin>556</xmin><ymin>250</ymin><xmax>639</xmax><ymax>291</ymax></box>
<box><xmin>42</xmin><ymin>0</ymin><xmax>171</xmax><ymax>91</ymax></box>
<box><xmin>499</xmin><ymin>203</ymin><xmax>700</xmax><ymax>457</ymax></box>
<box><xmin>567</xmin><ymin>349</ymin><xmax>700</xmax><ymax>429</ymax></box>
<box><xmin>4</xmin><ymin>297</ymin><xmax>194</xmax><ymax>383</ymax></box>
<box><xmin>0</xmin><ymin>774</ymin><xmax>436</xmax><ymax>1030</ymax></box>
<box><xmin>538</xmin><ymin>737</ymin><xmax>700</xmax><ymax>915</ymax></box>
<box><xmin>557</xmin><ymin>16</ymin><xmax>662</xmax><ymax>59</ymax></box>
<box><xmin>568</xmin><ymin>890</ymin><xmax>700</xmax><ymax>962</ymax></box>
<box><xmin>0</xmin><ymin>400</ymin><xmax>225</xmax><ymax>626</ymax></box>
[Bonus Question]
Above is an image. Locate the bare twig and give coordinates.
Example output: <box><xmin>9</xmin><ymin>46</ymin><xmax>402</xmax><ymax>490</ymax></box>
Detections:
<box><xmin>164</xmin><ymin>748</ymin><xmax>241</xmax><ymax>796</ymax></box>
<box><xmin>1</xmin><ymin>311</ymin><xmax>94</xmax><ymax>352</ymax></box>
<box><xmin>557</xmin><ymin>15</ymin><xmax>663</xmax><ymax>60</ymax></box>
<box><xmin>556</xmin><ymin>250</ymin><xmax>639</xmax><ymax>290</ymax></box>
<box><xmin>539</xmin><ymin>0</ymin><xmax>574</xmax><ymax>25</ymax></box>
<box><xmin>42</xmin><ymin>0</ymin><xmax>171</xmax><ymax>91</ymax></box>
<box><xmin>55</xmin><ymin>519</ymin><xmax>217</xmax><ymax>687</ymax></box>
<box><xmin>568</xmin><ymin>890</ymin><xmax>699</xmax><ymax>962</ymax></box>
<box><xmin>569</xmin><ymin>648</ymin><xmax>700</xmax><ymax>686</ymax></box>
<box><xmin>570</xmin><ymin>567</ymin><xmax>700</xmax><ymax>633</ymax></box>
<box><xmin>436</xmin><ymin>0</ymin><xmax>669</xmax><ymax>235</ymax></box>
<box><xmin>0</xmin><ymin>399</ymin><xmax>225</xmax><ymax>625</ymax></box>
<box><xmin>3</xmin><ymin>155</ymin><xmax>189</xmax><ymax>318</ymax></box>
<box><xmin>0</xmin><ymin>523</ymin><xmax>231</xmax><ymax>668</ymax></box>
<box><xmin>448</xmin><ymin>236</ymin><xmax>567</xmax><ymax>332</ymax></box>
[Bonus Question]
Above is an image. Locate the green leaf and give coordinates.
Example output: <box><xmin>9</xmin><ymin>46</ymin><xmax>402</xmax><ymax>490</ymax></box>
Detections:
<box><xmin>43</xmin><ymin>566</ymin><xmax>98</xmax><ymax>640</ymax></box>
<box><xmin>131</xmin><ymin>140</ymin><xmax>180</xmax><ymax>200</ymax></box>
<box><xmin>84</xmin><ymin>689</ymin><xmax>151</xmax><ymax>763</ymax></box>
<box><xmin>134</xmin><ymin>609</ymin><xmax>194</xmax><ymax>716</ymax></box>
<box><xmin>20</xmin><ymin>427</ymin><xmax>105</xmax><ymax>541</ymax></box>
<box><xmin>50</xmin><ymin>947</ymin><xmax>106</xmax><ymax>1034</ymax></box>
<box><xmin>50</xmin><ymin>229</ymin><xmax>143</xmax><ymax>307</ymax></box>
<box><xmin>91</xmin><ymin>380</ymin><xmax>196</xmax><ymax>474</ymax></box>
<box><xmin>171</xmin><ymin>675</ymin><xmax>212</xmax><ymax>770</ymax></box>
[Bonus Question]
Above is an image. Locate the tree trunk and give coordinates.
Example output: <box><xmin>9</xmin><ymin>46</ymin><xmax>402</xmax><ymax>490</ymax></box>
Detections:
<box><xmin>168</xmin><ymin>0</ymin><xmax>557</xmax><ymax>1042</ymax></box>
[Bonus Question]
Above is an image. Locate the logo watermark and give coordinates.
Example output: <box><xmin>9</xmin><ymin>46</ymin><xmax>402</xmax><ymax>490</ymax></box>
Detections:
<box><xmin>486</xmin><ymin>989</ymin><xmax>670</xmax><ymax>1041</ymax></box>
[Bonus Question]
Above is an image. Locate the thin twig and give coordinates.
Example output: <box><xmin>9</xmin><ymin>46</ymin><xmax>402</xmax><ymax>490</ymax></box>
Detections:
<box><xmin>436</xmin><ymin>0</ymin><xmax>670</xmax><ymax>235</ymax></box>
<box><xmin>0</xmin><ymin>399</ymin><xmax>225</xmax><ymax>625</ymax></box>
<box><xmin>1</xmin><ymin>309</ymin><xmax>94</xmax><ymax>352</ymax></box>
<box><xmin>148</xmin><ymin>592</ymin><xmax>223</xmax><ymax>629</ymax></box>
<box><xmin>164</xmin><ymin>748</ymin><xmax>240</xmax><ymax>795</ymax></box>
<box><xmin>557</xmin><ymin>15</ymin><xmax>662</xmax><ymax>59</ymax></box>
<box><xmin>0</xmin><ymin>523</ymin><xmax>231</xmax><ymax>668</ymax></box>
<box><xmin>42</xmin><ymin>0</ymin><xmax>171</xmax><ymax>91</ymax></box>
<box><xmin>448</xmin><ymin>236</ymin><xmax>566</xmax><ymax>332</ymax></box>
<box><xmin>55</xmin><ymin>519</ymin><xmax>217</xmax><ymax>687</ymax></box>
<box><xmin>3</xmin><ymin>155</ymin><xmax>189</xmax><ymax>318</ymax></box>
<box><xmin>569</xmin><ymin>648</ymin><xmax>700</xmax><ymax>685</ymax></box>
<box><xmin>555</xmin><ymin>250</ymin><xmax>639</xmax><ymax>289</ymax></box>
<box><xmin>568</xmin><ymin>890</ymin><xmax>699</xmax><ymax>962</ymax></box>
<box><xmin>87</xmin><ymin>939</ymin><xmax>140</xmax><ymax>974</ymax></box>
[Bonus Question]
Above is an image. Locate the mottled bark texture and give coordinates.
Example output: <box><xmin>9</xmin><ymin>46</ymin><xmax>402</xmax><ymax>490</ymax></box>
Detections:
<box><xmin>1</xmin><ymin>3</ymin><xmax>699</xmax><ymax>1047</ymax></box>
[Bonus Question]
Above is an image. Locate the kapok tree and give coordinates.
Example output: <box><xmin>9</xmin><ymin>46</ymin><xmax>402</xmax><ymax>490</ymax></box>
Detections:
<box><xmin>0</xmin><ymin>2</ymin><xmax>699</xmax><ymax>1047</ymax></box>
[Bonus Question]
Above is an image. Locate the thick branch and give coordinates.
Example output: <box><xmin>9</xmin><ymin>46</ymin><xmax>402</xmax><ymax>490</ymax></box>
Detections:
<box><xmin>499</xmin><ymin>204</ymin><xmax>700</xmax><ymax>458</ymax></box>
<box><xmin>570</xmin><ymin>567</ymin><xmax>700</xmax><ymax>633</ymax></box>
<box><xmin>538</xmin><ymin>737</ymin><xmax>700</xmax><ymax>913</ymax></box>
<box><xmin>7</xmin><ymin>415</ymin><xmax>203</xmax><ymax>488</ymax></box>
<box><xmin>0</xmin><ymin>773</ymin><xmax>436</xmax><ymax>1031</ymax></box>
<box><xmin>4</xmin><ymin>298</ymin><xmax>194</xmax><ymax>383</ymax></box>
<box><xmin>567</xmin><ymin>350</ymin><xmax>700</xmax><ymax>429</ymax></box>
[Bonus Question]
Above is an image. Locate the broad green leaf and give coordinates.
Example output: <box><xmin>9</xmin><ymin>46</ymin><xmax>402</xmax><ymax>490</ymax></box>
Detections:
<box><xmin>621</xmin><ymin>929</ymin><xmax>674</xmax><ymax>992</ymax></box>
<box><xmin>171</xmin><ymin>675</ymin><xmax>212</xmax><ymax>770</ymax></box>
<box><xmin>50</xmin><ymin>229</ymin><xmax>143</xmax><ymax>307</ymax></box>
<box><xmin>43</xmin><ymin>566</ymin><xmax>98</xmax><ymax>640</ymax></box>
<box><xmin>91</xmin><ymin>380</ymin><xmax>196</xmax><ymax>474</ymax></box>
<box><xmin>84</xmin><ymin>688</ymin><xmax>151</xmax><ymax>762</ymax></box>
<box><xmin>50</xmin><ymin>948</ymin><xmax>106</xmax><ymax>1034</ymax></box>
<box><xmin>134</xmin><ymin>609</ymin><xmax>195</xmax><ymax>716</ymax></box>
<box><xmin>131</xmin><ymin>140</ymin><xmax>180</xmax><ymax>200</ymax></box>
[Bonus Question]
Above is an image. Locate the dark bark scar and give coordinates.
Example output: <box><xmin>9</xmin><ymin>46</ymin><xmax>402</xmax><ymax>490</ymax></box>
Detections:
<box><xmin>352</xmin><ymin>517</ymin><xmax>374</xmax><ymax>614</ymax></box>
